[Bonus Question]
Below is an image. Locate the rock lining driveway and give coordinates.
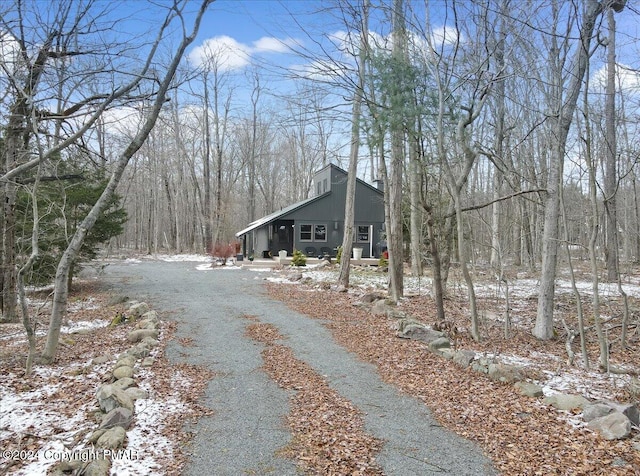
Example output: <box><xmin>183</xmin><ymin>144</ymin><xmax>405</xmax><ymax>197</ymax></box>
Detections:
<box><xmin>104</xmin><ymin>259</ymin><xmax>496</xmax><ymax>475</ymax></box>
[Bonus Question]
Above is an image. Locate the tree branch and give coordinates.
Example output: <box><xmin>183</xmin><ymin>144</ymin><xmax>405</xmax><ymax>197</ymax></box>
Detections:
<box><xmin>444</xmin><ymin>188</ymin><xmax>545</xmax><ymax>218</ymax></box>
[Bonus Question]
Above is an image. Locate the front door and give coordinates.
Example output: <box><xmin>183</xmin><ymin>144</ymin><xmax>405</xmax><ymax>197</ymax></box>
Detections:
<box><xmin>272</xmin><ymin>220</ymin><xmax>294</xmax><ymax>256</ymax></box>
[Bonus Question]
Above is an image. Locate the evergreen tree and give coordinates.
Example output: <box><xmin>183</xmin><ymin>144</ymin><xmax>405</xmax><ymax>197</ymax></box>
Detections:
<box><xmin>17</xmin><ymin>173</ymin><xmax>126</xmax><ymax>289</ymax></box>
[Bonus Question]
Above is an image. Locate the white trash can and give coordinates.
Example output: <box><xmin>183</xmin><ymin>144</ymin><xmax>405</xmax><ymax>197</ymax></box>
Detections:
<box><xmin>278</xmin><ymin>250</ymin><xmax>287</xmax><ymax>259</ymax></box>
<box><xmin>353</xmin><ymin>248</ymin><xmax>363</xmax><ymax>260</ymax></box>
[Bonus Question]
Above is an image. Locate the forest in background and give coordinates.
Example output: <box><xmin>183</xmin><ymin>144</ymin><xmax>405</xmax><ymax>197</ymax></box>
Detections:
<box><xmin>1</xmin><ymin>0</ymin><xmax>640</xmax><ymax>363</ymax></box>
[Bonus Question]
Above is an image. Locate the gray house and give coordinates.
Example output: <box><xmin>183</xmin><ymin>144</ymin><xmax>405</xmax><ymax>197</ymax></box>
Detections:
<box><xmin>236</xmin><ymin>164</ymin><xmax>385</xmax><ymax>259</ymax></box>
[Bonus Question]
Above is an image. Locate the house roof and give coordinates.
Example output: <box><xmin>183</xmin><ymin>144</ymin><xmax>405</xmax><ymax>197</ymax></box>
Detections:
<box><xmin>235</xmin><ymin>163</ymin><xmax>383</xmax><ymax>238</ymax></box>
<box><xmin>235</xmin><ymin>192</ymin><xmax>329</xmax><ymax>237</ymax></box>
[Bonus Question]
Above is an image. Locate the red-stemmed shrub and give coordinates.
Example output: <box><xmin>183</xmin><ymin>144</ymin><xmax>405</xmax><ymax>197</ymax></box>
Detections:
<box><xmin>212</xmin><ymin>242</ymin><xmax>236</xmax><ymax>263</ymax></box>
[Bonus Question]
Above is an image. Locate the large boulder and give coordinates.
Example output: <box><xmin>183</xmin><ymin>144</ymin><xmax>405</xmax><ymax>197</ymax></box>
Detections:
<box><xmin>453</xmin><ymin>350</ymin><xmax>476</xmax><ymax>368</ymax></box>
<box><xmin>628</xmin><ymin>377</ymin><xmax>640</xmax><ymax>401</ymax></box>
<box><xmin>471</xmin><ymin>357</ymin><xmax>492</xmax><ymax>374</ymax></box>
<box><xmin>113</xmin><ymin>365</ymin><xmax>134</xmax><ymax>380</ymax></box>
<box><xmin>127</xmin><ymin>329</ymin><xmax>159</xmax><ymax>343</ymax></box>
<box><xmin>515</xmin><ymin>382</ymin><xmax>544</xmax><ymax>398</ymax></box>
<box><xmin>583</xmin><ymin>403</ymin><xmax>615</xmax><ymax>422</ymax></box>
<box><xmin>140</xmin><ymin>357</ymin><xmax>154</xmax><ymax>368</ymax></box>
<box><xmin>88</xmin><ymin>429</ymin><xmax>107</xmax><ymax>444</ymax></box>
<box><xmin>97</xmin><ymin>384</ymin><xmax>134</xmax><ymax>413</ymax></box>
<box><xmin>92</xmin><ymin>355</ymin><xmax>111</xmax><ymax>365</ymax></box>
<box><xmin>82</xmin><ymin>458</ymin><xmax>111</xmax><ymax>476</ymax></box>
<box><xmin>51</xmin><ymin>450</ymin><xmax>110</xmax><ymax>476</ymax></box>
<box><xmin>111</xmin><ymin>377</ymin><xmax>135</xmax><ymax>391</ymax></box>
<box><xmin>114</xmin><ymin>355</ymin><xmax>136</xmax><ymax>369</ymax></box>
<box><xmin>371</xmin><ymin>299</ymin><xmax>395</xmax><ymax>317</ymax></box>
<box><xmin>587</xmin><ymin>412</ymin><xmax>632</xmax><ymax>440</ymax></box>
<box><xmin>428</xmin><ymin>337</ymin><xmax>451</xmax><ymax>354</ymax></box>
<box><xmin>396</xmin><ymin>319</ymin><xmax>445</xmax><ymax>343</ymax></box>
<box><xmin>125</xmin><ymin>386</ymin><xmax>149</xmax><ymax>400</ymax></box>
<box><xmin>360</xmin><ymin>293</ymin><xmax>385</xmax><ymax>304</ymax></box>
<box><xmin>544</xmin><ymin>393</ymin><xmax>590</xmax><ymax>411</ymax></box>
<box><xmin>127</xmin><ymin>343</ymin><xmax>151</xmax><ymax>359</ymax></box>
<box><xmin>140</xmin><ymin>310</ymin><xmax>159</xmax><ymax>323</ymax></box>
<box><xmin>605</xmin><ymin>402</ymin><xmax>639</xmax><ymax>426</ymax></box>
<box><xmin>96</xmin><ymin>426</ymin><xmax>126</xmax><ymax>449</ymax></box>
<box><xmin>137</xmin><ymin>319</ymin><xmax>158</xmax><ymax>330</ymax></box>
<box><xmin>99</xmin><ymin>407</ymin><xmax>133</xmax><ymax>430</ymax></box>
<box><xmin>128</xmin><ymin>302</ymin><xmax>150</xmax><ymax>320</ymax></box>
<box><xmin>141</xmin><ymin>336</ymin><xmax>159</xmax><ymax>348</ymax></box>
<box><xmin>439</xmin><ymin>348</ymin><xmax>456</xmax><ymax>360</ymax></box>
<box><xmin>488</xmin><ymin>363</ymin><xmax>523</xmax><ymax>384</ymax></box>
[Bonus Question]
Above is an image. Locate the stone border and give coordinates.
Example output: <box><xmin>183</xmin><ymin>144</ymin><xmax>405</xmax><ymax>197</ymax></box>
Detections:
<box><xmin>362</xmin><ymin>294</ymin><xmax>639</xmax><ymax>444</ymax></box>
<box><xmin>51</xmin><ymin>301</ymin><xmax>160</xmax><ymax>475</ymax></box>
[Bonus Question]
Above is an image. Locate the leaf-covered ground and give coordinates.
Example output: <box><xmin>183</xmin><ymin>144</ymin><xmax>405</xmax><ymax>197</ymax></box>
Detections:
<box><xmin>245</xmin><ymin>320</ymin><xmax>383</xmax><ymax>475</ymax></box>
<box><xmin>264</xmin><ymin>265</ymin><xmax>640</xmax><ymax>476</ymax></box>
<box><xmin>1</xmin><ymin>259</ymin><xmax>639</xmax><ymax>475</ymax></box>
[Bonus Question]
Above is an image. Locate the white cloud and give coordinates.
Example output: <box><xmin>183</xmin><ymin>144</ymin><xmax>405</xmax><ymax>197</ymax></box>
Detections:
<box><xmin>329</xmin><ymin>29</ymin><xmax>388</xmax><ymax>57</ymax></box>
<box><xmin>188</xmin><ymin>35</ymin><xmax>251</xmax><ymax>71</ymax></box>
<box><xmin>188</xmin><ymin>35</ymin><xmax>299</xmax><ymax>72</ymax></box>
<box><xmin>430</xmin><ymin>25</ymin><xmax>462</xmax><ymax>49</ymax></box>
<box><xmin>592</xmin><ymin>63</ymin><xmax>640</xmax><ymax>95</ymax></box>
<box><xmin>252</xmin><ymin>36</ymin><xmax>297</xmax><ymax>53</ymax></box>
<box><xmin>0</xmin><ymin>31</ymin><xmax>22</xmax><ymax>76</ymax></box>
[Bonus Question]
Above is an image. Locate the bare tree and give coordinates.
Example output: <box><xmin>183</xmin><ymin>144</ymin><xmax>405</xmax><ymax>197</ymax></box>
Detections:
<box><xmin>386</xmin><ymin>0</ymin><xmax>407</xmax><ymax>301</ymax></box>
<box><xmin>41</xmin><ymin>0</ymin><xmax>212</xmax><ymax>361</ymax></box>
<box><xmin>604</xmin><ymin>6</ymin><xmax>619</xmax><ymax>281</ymax></box>
<box><xmin>339</xmin><ymin>0</ymin><xmax>369</xmax><ymax>289</ymax></box>
<box><xmin>534</xmin><ymin>0</ymin><xmax>603</xmax><ymax>340</ymax></box>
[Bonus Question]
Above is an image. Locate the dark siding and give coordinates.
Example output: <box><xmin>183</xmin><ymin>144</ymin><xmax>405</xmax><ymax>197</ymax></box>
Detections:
<box><xmin>284</xmin><ymin>166</ymin><xmax>384</xmax><ymax>257</ymax></box>
<box><xmin>246</xmin><ymin>164</ymin><xmax>385</xmax><ymax>258</ymax></box>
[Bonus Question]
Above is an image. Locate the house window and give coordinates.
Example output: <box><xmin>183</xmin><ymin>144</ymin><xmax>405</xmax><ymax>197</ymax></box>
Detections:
<box><xmin>317</xmin><ymin>182</ymin><xmax>322</xmax><ymax>195</ymax></box>
<box><xmin>357</xmin><ymin>225</ymin><xmax>370</xmax><ymax>243</ymax></box>
<box><xmin>299</xmin><ymin>223</ymin><xmax>327</xmax><ymax>242</ymax></box>
<box><xmin>323</xmin><ymin>178</ymin><xmax>328</xmax><ymax>192</ymax></box>
<box><xmin>300</xmin><ymin>224</ymin><xmax>312</xmax><ymax>241</ymax></box>
<box><xmin>314</xmin><ymin>224</ymin><xmax>327</xmax><ymax>242</ymax></box>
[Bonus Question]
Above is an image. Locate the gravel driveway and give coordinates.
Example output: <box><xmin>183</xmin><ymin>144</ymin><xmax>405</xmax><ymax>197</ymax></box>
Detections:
<box><xmin>103</xmin><ymin>259</ymin><xmax>497</xmax><ymax>475</ymax></box>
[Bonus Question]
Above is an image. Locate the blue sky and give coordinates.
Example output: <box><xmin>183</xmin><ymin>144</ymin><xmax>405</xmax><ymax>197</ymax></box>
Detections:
<box><xmin>3</xmin><ymin>0</ymin><xmax>638</xmax><ymax>124</ymax></box>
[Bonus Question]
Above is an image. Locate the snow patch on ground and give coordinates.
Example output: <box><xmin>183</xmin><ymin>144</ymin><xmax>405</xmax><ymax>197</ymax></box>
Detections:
<box><xmin>265</xmin><ymin>268</ymin><xmax>433</xmax><ymax>295</ymax></box>
<box><xmin>474</xmin><ymin>277</ymin><xmax>640</xmax><ymax>299</ymax></box>
<box><xmin>0</xmin><ymin>319</ymin><xmax>108</xmax><ymax>345</ymax></box>
<box><xmin>2</xmin><ymin>351</ymin><xmax>193</xmax><ymax>475</ymax></box>
<box><xmin>152</xmin><ymin>254</ymin><xmax>211</xmax><ymax>263</ymax></box>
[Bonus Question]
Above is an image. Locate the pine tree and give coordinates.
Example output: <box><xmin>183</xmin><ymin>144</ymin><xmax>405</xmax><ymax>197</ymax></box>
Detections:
<box><xmin>17</xmin><ymin>174</ymin><xmax>126</xmax><ymax>289</ymax></box>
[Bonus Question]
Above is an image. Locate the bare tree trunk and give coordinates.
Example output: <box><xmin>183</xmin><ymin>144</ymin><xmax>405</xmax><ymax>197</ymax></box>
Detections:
<box><xmin>587</xmin><ymin>135</ymin><xmax>609</xmax><ymax>371</ymax></box>
<box><xmin>339</xmin><ymin>0</ymin><xmax>369</xmax><ymax>288</ymax></box>
<box><xmin>490</xmin><ymin>12</ymin><xmax>506</xmax><ymax>269</ymax></box>
<box><xmin>409</xmin><ymin>136</ymin><xmax>423</xmax><ymax>277</ymax></box>
<box><xmin>387</xmin><ymin>0</ymin><xmax>406</xmax><ymax>302</ymax></box>
<box><xmin>212</xmin><ymin>82</ymin><xmax>230</xmax><ymax>247</ymax></box>
<box><xmin>604</xmin><ymin>7</ymin><xmax>619</xmax><ymax>281</ymax></box>
<box><xmin>1</xmin><ymin>32</ymin><xmax>55</xmax><ymax>322</ymax></box>
<box><xmin>248</xmin><ymin>72</ymin><xmax>261</xmax><ymax>225</ymax></box>
<box><xmin>534</xmin><ymin>0</ymin><xmax>603</xmax><ymax>340</ymax></box>
<box><xmin>2</xmin><ymin>120</ymin><xmax>20</xmax><ymax>323</ymax></box>
<box><xmin>583</xmin><ymin>59</ymin><xmax>610</xmax><ymax>371</ymax></box>
<box><xmin>202</xmin><ymin>71</ymin><xmax>213</xmax><ymax>253</ymax></box>
<box><xmin>423</xmin><ymin>201</ymin><xmax>445</xmax><ymax>323</ymax></box>
<box><xmin>559</xmin><ymin>162</ymin><xmax>589</xmax><ymax>369</ymax></box>
<box><xmin>18</xmin><ymin>164</ymin><xmax>43</xmax><ymax>375</ymax></box>
<box><xmin>452</xmin><ymin>103</ymin><xmax>488</xmax><ymax>341</ymax></box>
<box><xmin>42</xmin><ymin>0</ymin><xmax>211</xmax><ymax>361</ymax></box>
